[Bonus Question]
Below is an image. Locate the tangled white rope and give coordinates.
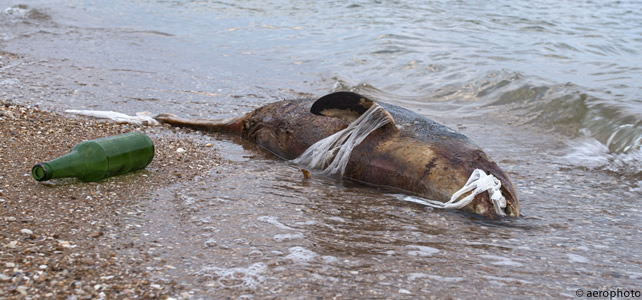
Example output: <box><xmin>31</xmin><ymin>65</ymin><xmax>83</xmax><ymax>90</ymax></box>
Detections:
<box><xmin>292</xmin><ymin>103</ymin><xmax>391</xmax><ymax>176</ymax></box>
<box><xmin>401</xmin><ymin>169</ymin><xmax>507</xmax><ymax>216</ymax></box>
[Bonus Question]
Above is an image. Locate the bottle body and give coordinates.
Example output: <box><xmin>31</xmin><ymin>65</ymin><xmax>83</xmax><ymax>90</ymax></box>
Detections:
<box><xmin>32</xmin><ymin>131</ymin><xmax>154</xmax><ymax>182</ymax></box>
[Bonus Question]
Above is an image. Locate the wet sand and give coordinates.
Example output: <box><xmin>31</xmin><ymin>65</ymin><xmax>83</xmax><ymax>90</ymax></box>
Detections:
<box><xmin>0</xmin><ymin>100</ymin><xmax>220</xmax><ymax>298</ymax></box>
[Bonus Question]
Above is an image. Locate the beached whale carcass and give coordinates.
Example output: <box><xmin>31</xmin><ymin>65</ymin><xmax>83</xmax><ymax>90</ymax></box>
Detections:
<box><xmin>156</xmin><ymin>92</ymin><xmax>520</xmax><ymax>218</ymax></box>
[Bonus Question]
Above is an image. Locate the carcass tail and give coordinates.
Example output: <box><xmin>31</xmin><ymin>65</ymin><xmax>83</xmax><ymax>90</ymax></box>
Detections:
<box><xmin>155</xmin><ymin>113</ymin><xmax>245</xmax><ymax>135</ymax></box>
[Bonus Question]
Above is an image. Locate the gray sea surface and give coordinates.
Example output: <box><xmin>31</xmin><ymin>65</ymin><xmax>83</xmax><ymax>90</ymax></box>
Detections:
<box><xmin>1</xmin><ymin>0</ymin><xmax>640</xmax><ymax>298</ymax></box>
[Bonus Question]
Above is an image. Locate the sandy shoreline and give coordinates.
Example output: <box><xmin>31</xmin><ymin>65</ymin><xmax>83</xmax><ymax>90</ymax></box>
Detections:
<box><xmin>0</xmin><ymin>100</ymin><xmax>221</xmax><ymax>298</ymax></box>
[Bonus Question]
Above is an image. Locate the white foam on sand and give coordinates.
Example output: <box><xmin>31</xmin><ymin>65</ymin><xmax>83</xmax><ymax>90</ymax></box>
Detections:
<box><xmin>273</xmin><ymin>233</ymin><xmax>305</xmax><ymax>242</ymax></box>
<box><xmin>257</xmin><ymin>215</ymin><xmax>296</xmax><ymax>231</ymax></box>
<box><xmin>406</xmin><ymin>245</ymin><xmax>440</xmax><ymax>257</ymax></box>
<box><xmin>479</xmin><ymin>254</ymin><xmax>523</xmax><ymax>267</ymax></box>
<box><xmin>408</xmin><ymin>273</ymin><xmax>464</xmax><ymax>283</ymax></box>
<box><xmin>195</xmin><ymin>262</ymin><xmax>267</xmax><ymax>289</ymax></box>
<box><xmin>566</xmin><ymin>253</ymin><xmax>589</xmax><ymax>263</ymax></box>
<box><xmin>285</xmin><ymin>246</ymin><xmax>318</xmax><ymax>264</ymax></box>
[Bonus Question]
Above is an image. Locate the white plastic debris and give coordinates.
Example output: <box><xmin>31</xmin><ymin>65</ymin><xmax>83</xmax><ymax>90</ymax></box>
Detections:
<box><xmin>65</xmin><ymin>110</ymin><xmax>159</xmax><ymax>125</ymax></box>
<box><xmin>401</xmin><ymin>169</ymin><xmax>507</xmax><ymax>216</ymax></box>
<box><xmin>293</xmin><ymin>103</ymin><xmax>391</xmax><ymax>176</ymax></box>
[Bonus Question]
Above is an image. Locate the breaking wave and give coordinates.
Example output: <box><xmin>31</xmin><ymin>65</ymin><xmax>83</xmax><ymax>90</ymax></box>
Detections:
<box><xmin>562</xmin><ymin>138</ymin><xmax>641</xmax><ymax>177</ymax></box>
<box><xmin>334</xmin><ymin>72</ymin><xmax>640</xmax><ymax>153</ymax></box>
<box><xmin>331</xmin><ymin>72</ymin><xmax>641</xmax><ymax>176</ymax></box>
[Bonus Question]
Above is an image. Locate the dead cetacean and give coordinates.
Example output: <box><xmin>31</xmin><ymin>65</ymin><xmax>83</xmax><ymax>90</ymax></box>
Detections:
<box><xmin>156</xmin><ymin>91</ymin><xmax>519</xmax><ymax>218</ymax></box>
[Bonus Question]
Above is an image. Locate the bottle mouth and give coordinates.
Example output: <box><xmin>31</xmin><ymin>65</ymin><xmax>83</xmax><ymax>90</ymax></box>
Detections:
<box><xmin>32</xmin><ymin>163</ymin><xmax>51</xmax><ymax>181</ymax></box>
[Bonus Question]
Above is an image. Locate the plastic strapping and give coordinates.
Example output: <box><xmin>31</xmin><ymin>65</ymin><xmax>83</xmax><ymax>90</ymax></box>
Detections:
<box><xmin>293</xmin><ymin>103</ymin><xmax>391</xmax><ymax>176</ymax></box>
<box><xmin>402</xmin><ymin>169</ymin><xmax>507</xmax><ymax>216</ymax></box>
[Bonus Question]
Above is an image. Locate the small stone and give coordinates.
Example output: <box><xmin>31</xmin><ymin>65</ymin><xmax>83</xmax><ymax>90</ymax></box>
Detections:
<box><xmin>39</xmin><ymin>265</ymin><xmax>48</xmax><ymax>270</ymax></box>
<box><xmin>16</xmin><ymin>285</ymin><xmax>28</xmax><ymax>295</ymax></box>
<box><xmin>7</xmin><ymin>241</ymin><xmax>18</xmax><ymax>248</ymax></box>
<box><xmin>301</xmin><ymin>168</ymin><xmax>311</xmax><ymax>179</ymax></box>
<box><xmin>20</xmin><ymin>228</ymin><xmax>33</xmax><ymax>235</ymax></box>
<box><xmin>0</xmin><ymin>274</ymin><xmax>10</xmax><ymax>281</ymax></box>
<box><xmin>399</xmin><ymin>289</ymin><xmax>412</xmax><ymax>294</ymax></box>
<box><xmin>59</xmin><ymin>240</ymin><xmax>74</xmax><ymax>248</ymax></box>
<box><xmin>205</xmin><ymin>143</ymin><xmax>213</xmax><ymax>147</ymax></box>
<box><xmin>204</xmin><ymin>239</ymin><xmax>217</xmax><ymax>248</ymax></box>
<box><xmin>176</xmin><ymin>147</ymin><xmax>186</xmax><ymax>153</ymax></box>
<box><xmin>6</xmin><ymin>263</ymin><xmax>15</xmax><ymax>268</ymax></box>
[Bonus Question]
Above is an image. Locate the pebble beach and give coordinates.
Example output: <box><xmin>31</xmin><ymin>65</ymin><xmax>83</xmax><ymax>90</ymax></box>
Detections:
<box><xmin>0</xmin><ymin>100</ymin><xmax>220</xmax><ymax>298</ymax></box>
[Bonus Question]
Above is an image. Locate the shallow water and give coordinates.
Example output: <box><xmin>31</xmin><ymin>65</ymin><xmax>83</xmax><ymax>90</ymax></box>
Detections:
<box><xmin>1</xmin><ymin>0</ymin><xmax>640</xmax><ymax>298</ymax></box>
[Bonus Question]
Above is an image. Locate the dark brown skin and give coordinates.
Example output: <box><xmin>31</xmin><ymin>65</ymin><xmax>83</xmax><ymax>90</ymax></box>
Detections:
<box><xmin>156</xmin><ymin>97</ymin><xmax>519</xmax><ymax>218</ymax></box>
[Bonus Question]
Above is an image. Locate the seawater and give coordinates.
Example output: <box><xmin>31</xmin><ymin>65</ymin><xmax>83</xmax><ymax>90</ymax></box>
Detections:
<box><xmin>0</xmin><ymin>0</ymin><xmax>640</xmax><ymax>298</ymax></box>
<box><xmin>2</xmin><ymin>0</ymin><xmax>640</xmax><ymax>171</ymax></box>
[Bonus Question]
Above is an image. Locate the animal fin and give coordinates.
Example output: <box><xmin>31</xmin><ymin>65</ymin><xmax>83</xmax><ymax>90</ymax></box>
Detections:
<box><xmin>155</xmin><ymin>113</ymin><xmax>244</xmax><ymax>134</ymax></box>
<box><xmin>311</xmin><ymin>91</ymin><xmax>395</xmax><ymax>124</ymax></box>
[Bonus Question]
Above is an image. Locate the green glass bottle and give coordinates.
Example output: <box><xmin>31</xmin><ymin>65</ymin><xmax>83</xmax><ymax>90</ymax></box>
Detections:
<box><xmin>32</xmin><ymin>131</ymin><xmax>155</xmax><ymax>182</ymax></box>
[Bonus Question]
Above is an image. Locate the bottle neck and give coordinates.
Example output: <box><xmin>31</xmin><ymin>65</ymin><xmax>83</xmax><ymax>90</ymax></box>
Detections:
<box><xmin>32</xmin><ymin>150</ymin><xmax>84</xmax><ymax>181</ymax></box>
<box><xmin>32</xmin><ymin>163</ymin><xmax>53</xmax><ymax>181</ymax></box>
